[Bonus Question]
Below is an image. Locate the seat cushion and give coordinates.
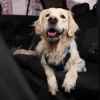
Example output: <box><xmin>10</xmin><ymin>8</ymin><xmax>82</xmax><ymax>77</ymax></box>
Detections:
<box><xmin>14</xmin><ymin>54</ymin><xmax>100</xmax><ymax>92</ymax></box>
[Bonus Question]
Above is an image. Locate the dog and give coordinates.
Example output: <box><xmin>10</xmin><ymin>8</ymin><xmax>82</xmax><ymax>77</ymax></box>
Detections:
<box><xmin>14</xmin><ymin>8</ymin><xmax>86</xmax><ymax>95</ymax></box>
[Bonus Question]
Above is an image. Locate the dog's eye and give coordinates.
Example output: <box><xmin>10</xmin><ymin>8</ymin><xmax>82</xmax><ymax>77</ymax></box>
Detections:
<box><xmin>45</xmin><ymin>13</ymin><xmax>50</xmax><ymax>17</ymax></box>
<box><xmin>60</xmin><ymin>15</ymin><xmax>66</xmax><ymax>19</ymax></box>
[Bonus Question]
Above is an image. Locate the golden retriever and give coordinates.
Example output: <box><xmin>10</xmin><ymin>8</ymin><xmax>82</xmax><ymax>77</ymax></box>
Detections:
<box><xmin>14</xmin><ymin>8</ymin><xmax>86</xmax><ymax>95</ymax></box>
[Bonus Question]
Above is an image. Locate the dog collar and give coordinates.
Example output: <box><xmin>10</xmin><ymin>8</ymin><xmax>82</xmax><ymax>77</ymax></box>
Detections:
<box><xmin>45</xmin><ymin>47</ymin><xmax>70</xmax><ymax>71</ymax></box>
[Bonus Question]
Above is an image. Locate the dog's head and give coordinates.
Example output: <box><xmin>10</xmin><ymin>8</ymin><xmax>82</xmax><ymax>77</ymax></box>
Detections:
<box><xmin>34</xmin><ymin>8</ymin><xmax>78</xmax><ymax>43</ymax></box>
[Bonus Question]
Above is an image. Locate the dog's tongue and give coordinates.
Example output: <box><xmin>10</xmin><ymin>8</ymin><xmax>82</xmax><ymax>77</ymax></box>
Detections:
<box><xmin>48</xmin><ymin>32</ymin><xmax>56</xmax><ymax>37</ymax></box>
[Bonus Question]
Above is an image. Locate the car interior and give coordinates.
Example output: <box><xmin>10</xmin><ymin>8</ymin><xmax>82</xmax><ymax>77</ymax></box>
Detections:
<box><xmin>0</xmin><ymin>0</ymin><xmax>99</xmax><ymax>100</ymax></box>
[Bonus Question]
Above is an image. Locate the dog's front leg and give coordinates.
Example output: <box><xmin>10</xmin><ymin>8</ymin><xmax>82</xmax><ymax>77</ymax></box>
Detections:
<box><xmin>62</xmin><ymin>58</ymin><xmax>85</xmax><ymax>92</ymax></box>
<box><xmin>41</xmin><ymin>55</ymin><xmax>58</xmax><ymax>95</ymax></box>
<box><xmin>44</xmin><ymin>66</ymin><xmax>58</xmax><ymax>95</ymax></box>
<box><xmin>62</xmin><ymin>63</ymin><xmax>78</xmax><ymax>92</ymax></box>
<box><xmin>62</xmin><ymin>43</ymin><xmax>81</xmax><ymax>92</ymax></box>
<box><xmin>62</xmin><ymin>40</ymin><xmax>86</xmax><ymax>92</ymax></box>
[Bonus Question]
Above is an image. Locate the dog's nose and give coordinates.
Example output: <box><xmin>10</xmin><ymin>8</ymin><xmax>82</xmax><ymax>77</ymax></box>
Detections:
<box><xmin>48</xmin><ymin>17</ymin><xmax>58</xmax><ymax>25</ymax></box>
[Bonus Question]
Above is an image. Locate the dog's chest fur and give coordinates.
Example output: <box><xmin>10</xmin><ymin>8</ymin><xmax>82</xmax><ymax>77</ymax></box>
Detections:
<box><xmin>44</xmin><ymin>40</ymin><xmax>70</xmax><ymax>65</ymax></box>
<box><xmin>46</xmin><ymin>50</ymin><xmax>64</xmax><ymax>65</ymax></box>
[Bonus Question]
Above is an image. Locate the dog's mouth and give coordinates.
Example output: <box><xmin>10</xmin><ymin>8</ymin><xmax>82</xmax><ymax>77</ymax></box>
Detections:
<box><xmin>47</xmin><ymin>28</ymin><xmax>63</xmax><ymax>37</ymax></box>
<box><xmin>46</xmin><ymin>28</ymin><xmax>64</xmax><ymax>43</ymax></box>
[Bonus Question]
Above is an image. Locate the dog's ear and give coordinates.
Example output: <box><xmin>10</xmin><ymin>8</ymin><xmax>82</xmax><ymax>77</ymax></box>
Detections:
<box><xmin>34</xmin><ymin>19</ymin><xmax>42</xmax><ymax>35</ymax></box>
<box><xmin>34</xmin><ymin>10</ymin><xmax>46</xmax><ymax>35</ymax></box>
<box><xmin>34</xmin><ymin>16</ymin><xmax>43</xmax><ymax>35</ymax></box>
<box><xmin>67</xmin><ymin>11</ymin><xmax>79</xmax><ymax>37</ymax></box>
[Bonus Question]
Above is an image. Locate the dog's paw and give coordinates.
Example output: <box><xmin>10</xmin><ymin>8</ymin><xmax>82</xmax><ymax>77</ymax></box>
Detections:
<box><xmin>48</xmin><ymin>76</ymin><xmax>58</xmax><ymax>95</ymax></box>
<box><xmin>62</xmin><ymin>72</ymin><xmax>77</xmax><ymax>92</ymax></box>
